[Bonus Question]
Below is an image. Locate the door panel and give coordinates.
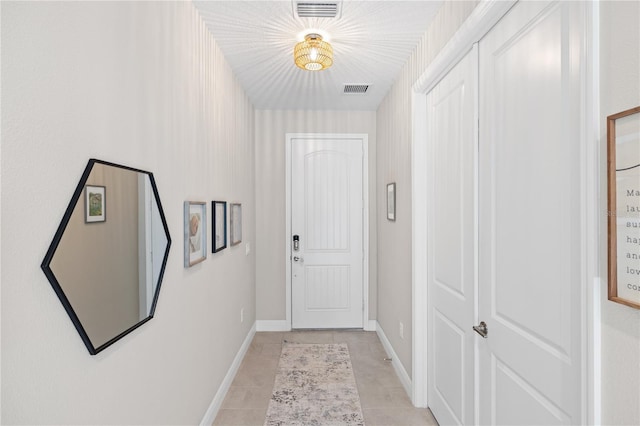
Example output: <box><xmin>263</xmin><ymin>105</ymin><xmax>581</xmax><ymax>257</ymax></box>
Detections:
<box><xmin>427</xmin><ymin>47</ymin><xmax>476</xmax><ymax>425</ymax></box>
<box><xmin>305</xmin><ymin>265</ymin><xmax>351</xmax><ymax>310</ymax></box>
<box><xmin>291</xmin><ymin>138</ymin><xmax>363</xmax><ymax>329</ymax></box>
<box><xmin>305</xmin><ymin>151</ymin><xmax>350</xmax><ymax>251</ymax></box>
<box><xmin>492</xmin><ymin>356</ymin><xmax>571</xmax><ymax>425</ymax></box>
<box><xmin>433</xmin><ymin>309</ymin><xmax>466</xmax><ymax>421</ymax></box>
<box><xmin>479</xmin><ymin>1</ymin><xmax>584</xmax><ymax>424</ymax></box>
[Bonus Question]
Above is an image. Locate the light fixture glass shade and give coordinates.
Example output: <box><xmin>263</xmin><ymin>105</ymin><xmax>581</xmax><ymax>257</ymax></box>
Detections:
<box><xmin>294</xmin><ymin>33</ymin><xmax>333</xmax><ymax>71</ymax></box>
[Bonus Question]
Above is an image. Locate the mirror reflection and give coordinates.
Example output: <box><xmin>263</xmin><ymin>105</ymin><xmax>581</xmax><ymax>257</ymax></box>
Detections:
<box><xmin>42</xmin><ymin>159</ymin><xmax>171</xmax><ymax>354</ymax></box>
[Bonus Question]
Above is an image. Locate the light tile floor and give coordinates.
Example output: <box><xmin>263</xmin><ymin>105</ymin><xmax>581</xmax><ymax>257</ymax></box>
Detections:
<box><xmin>213</xmin><ymin>330</ymin><xmax>439</xmax><ymax>426</ymax></box>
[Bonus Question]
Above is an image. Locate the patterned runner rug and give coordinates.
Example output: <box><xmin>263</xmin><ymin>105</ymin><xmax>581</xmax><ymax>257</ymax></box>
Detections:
<box><xmin>264</xmin><ymin>342</ymin><xmax>365</xmax><ymax>426</ymax></box>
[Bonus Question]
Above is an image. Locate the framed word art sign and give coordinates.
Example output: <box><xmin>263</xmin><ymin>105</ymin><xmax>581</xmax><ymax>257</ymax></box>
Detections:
<box><xmin>608</xmin><ymin>106</ymin><xmax>640</xmax><ymax>309</ymax></box>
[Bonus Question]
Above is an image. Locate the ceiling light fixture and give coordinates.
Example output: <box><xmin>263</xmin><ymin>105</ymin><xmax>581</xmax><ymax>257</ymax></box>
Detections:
<box><xmin>294</xmin><ymin>33</ymin><xmax>333</xmax><ymax>71</ymax></box>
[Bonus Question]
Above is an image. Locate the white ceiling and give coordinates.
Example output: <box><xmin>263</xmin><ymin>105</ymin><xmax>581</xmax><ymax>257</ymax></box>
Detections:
<box><xmin>193</xmin><ymin>0</ymin><xmax>443</xmax><ymax>110</ymax></box>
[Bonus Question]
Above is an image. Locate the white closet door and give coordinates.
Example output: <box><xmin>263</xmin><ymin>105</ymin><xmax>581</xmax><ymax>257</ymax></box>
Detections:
<box><xmin>478</xmin><ymin>1</ymin><xmax>585</xmax><ymax>424</ymax></box>
<box><xmin>426</xmin><ymin>47</ymin><xmax>477</xmax><ymax>425</ymax></box>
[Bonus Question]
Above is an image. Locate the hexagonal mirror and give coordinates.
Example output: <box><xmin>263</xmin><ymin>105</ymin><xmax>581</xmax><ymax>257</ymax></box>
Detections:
<box><xmin>41</xmin><ymin>159</ymin><xmax>171</xmax><ymax>355</ymax></box>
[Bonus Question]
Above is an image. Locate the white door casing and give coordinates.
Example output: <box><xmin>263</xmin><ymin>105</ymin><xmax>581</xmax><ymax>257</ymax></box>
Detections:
<box><xmin>478</xmin><ymin>1</ymin><xmax>587</xmax><ymax>424</ymax></box>
<box><xmin>426</xmin><ymin>46</ymin><xmax>477</xmax><ymax>425</ymax></box>
<box><xmin>288</xmin><ymin>135</ymin><xmax>367</xmax><ymax>329</ymax></box>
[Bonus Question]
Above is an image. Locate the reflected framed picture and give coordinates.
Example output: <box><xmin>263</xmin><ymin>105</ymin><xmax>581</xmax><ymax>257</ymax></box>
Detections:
<box><xmin>184</xmin><ymin>201</ymin><xmax>207</xmax><ymax>267</ymax></box>
<box><xmin>212</xmin><ymin>201</ymin><xmax>227</xmax><ymax>253</ymax></box>
<box><xmin>607</xmin><ymin>106</ymin><xmax>640</xmax><ymax>309</ymax></box>
<box><xmin>230</xmin><ymin>203</ymin><xmax>242</xmax><ymax>246</ymax></box>
<box><xmin>85</xmin><ymin>185</ymin><xmax>106</xmax><ymax>223</ymax></box>
<box><xmin>387</xmin><ymin>183</ymin><xmax>396</xmax><ymax>221</ymax></box>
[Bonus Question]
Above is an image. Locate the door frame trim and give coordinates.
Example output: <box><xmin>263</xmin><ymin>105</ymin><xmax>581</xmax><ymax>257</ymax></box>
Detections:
<box><xmin>410</xmin><ymin>2</ymin><xmax>600</xmax><ymax>424</ymax></box>
<box><xmin>285</xmin><ymin>133</ymin><xmax>370</xmax><ymax>330</ymax></box>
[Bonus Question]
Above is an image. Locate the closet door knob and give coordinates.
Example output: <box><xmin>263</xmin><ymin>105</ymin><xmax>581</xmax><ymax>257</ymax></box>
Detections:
<box><xmin>473</xmin><ymin>321</ymin><xmax>488</xmax><ymax>338</ymax></box>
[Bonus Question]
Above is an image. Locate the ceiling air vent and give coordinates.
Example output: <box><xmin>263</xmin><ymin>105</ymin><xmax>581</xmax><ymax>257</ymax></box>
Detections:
<box><xmin>294</xmin><ymin>1</ymin><xmax>342</xmax><ymax>18</ymax></box>
<box><xmin>343</xmin><ymin>84</ymin><xmax>370</xmax><ymax>94</ymax></box>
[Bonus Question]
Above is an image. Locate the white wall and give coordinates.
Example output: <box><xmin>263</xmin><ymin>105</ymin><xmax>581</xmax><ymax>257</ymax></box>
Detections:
<box><xmin>255</xmin><ymin>110</ymin><xmax>377</xmax><ymax>322</ymax></box>
<box><xmin>600</xmin><ymin>2</ymin><xmax>640</xmax><ymax>424</ymax></box>
<box><xmin>376</xmin><ymin>0</ymin><xmax>479</xmax><ymax>377</ymax></box>
<box><xmin>1</xmin><ymin>2</ymin><xmax>255</xmax><ymax>424</ymax></box>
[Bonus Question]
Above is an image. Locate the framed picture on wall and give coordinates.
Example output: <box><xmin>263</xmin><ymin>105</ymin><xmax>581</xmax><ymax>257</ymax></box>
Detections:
<box><xmin>85</xmin><ymin>185</ymin><xmax>106</xmax><ymax>223</ymax></box>
<box><xmin>184</xmin><ymin>201</ymin><xmax>207</xmax><ymax>267</ymax></box>
<box><xmin>230</xmin><ymin>203</ymin><xmax>242</xmax><ymax>246</ymax></box>
<box><xmin>607</xmin><ymin>105</ymin><xmax>640</xmax><ymax>310</ymax></box>
<box><xmin>212</xmin><ymin>201</ymin><xmax>227</xmax><ymax>253</ymax></box>
<box><xmin>387</xmin><ymin>183</ymin><xmax>396</xmax><ymax>221</ymax></box>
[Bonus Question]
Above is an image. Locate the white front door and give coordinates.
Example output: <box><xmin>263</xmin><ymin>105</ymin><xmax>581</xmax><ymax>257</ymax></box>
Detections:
<box><xmin>291</xmin><ymin>137</ymin><xmax>364</xmax><ymax>329</ymax></box>
<box><xmin>478</xmin><ymin>1</ymin><xmax>585</xmax><ymax>423</ymax></box>
<box><xmin>426</xmin><ymin>47</ymin><xmax>477</xmax><ymax>425</ymax></box>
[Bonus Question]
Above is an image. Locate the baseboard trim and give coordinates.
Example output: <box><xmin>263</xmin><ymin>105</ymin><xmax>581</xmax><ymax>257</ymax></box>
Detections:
<box><xmin>256</xmin><ymin>320</ymin><xmax>374</xmax><ymax>331</ymax></box>
<box><xmin>375</xmin><ymin>321</ymin><xmax>412</xmax><ymax>399</ymax></box>
<box><xmin>256</xmin><ymin>320</ymin><xmax>291</xmax><ymax>332</ymax></box>
<box><xmin>200</xmin><ymin>323</ymin><xmax>256</xmax><ymax>426</ymax></box>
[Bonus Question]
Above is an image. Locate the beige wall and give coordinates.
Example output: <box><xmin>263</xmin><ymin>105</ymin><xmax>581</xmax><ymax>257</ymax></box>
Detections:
<box><xmin>50</xmin><ymin>164</ymin><xmax>141</xmax><ymax>348</ymax></box>
<box><xmin>1</xmin><ymin>1</ymin><xmax>255</xmax><ymax>424</ymax></box>
<box><xmin>376</xmin><ymin>0</ymin><xmax>479</xmax><ymax>377</ymax></box>
<box><xmin>600</xmin><ymin>2</ymin><xmax>640</xmax><ymax>424</ymax></box>
<box><xmin>255</xmin><ymin>110</ymin><xmax>377</xmax><ymax>321</ymax></box>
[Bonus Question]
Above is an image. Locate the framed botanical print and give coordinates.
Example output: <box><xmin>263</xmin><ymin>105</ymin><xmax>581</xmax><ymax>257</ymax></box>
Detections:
<box><xmin>184</xmin><ymin>201</ymin><xmax>207</xmax><ymax>267</ymax></box>
<box><xmin>85</xmin><ymin>185</ymin><xmax>106</xmax><ymax>223</ymax></box>
<box><xmin>212</xmin><ymin>201</ymin><xmax>227</xmax><ymax>253</ymax></box>
<box><xmin>230</xmin><ymin>203</ymin><xmax>242</xmax><ymax>246</ymax></box>
<box><xmin>387</xmin><ymin>183</ymin><xmax>396</xmax><ymax>221</ymax></box>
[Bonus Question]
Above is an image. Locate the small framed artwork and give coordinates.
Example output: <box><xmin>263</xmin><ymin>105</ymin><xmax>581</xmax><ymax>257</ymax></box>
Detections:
<box><xmin>607</xmin><ymin>106</ymin><xmax>640</xmax><ymax>309</ymax></box>
<box><xmin>85</xmin><ymin>185</ymin><xmax>106</xmax><ymax>223</ymax></box>
<box><xmin>212</xmin><ymin>201</ymin><xmax>227</xmax><ymax>253</ymax></box>
<box><xmin>230</xmin><ymin>203</ymin><xmax>242</xmax><ymax>246</ymax></box>
<box><xmin>184</xmin><ymin>201</ymin><xmax>207</xmax><ymax>267</ymax></box>
<box><xmin>387</xmin><ymin>183</ymin><xmax>396</xmax><ymax>221</ymax></box>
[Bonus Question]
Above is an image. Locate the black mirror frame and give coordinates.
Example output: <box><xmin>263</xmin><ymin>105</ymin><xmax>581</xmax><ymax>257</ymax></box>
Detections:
<box><xmin>41</xmin><ymin>159</ymin><xmax>171</xmax><ymax>355</ymax></box>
